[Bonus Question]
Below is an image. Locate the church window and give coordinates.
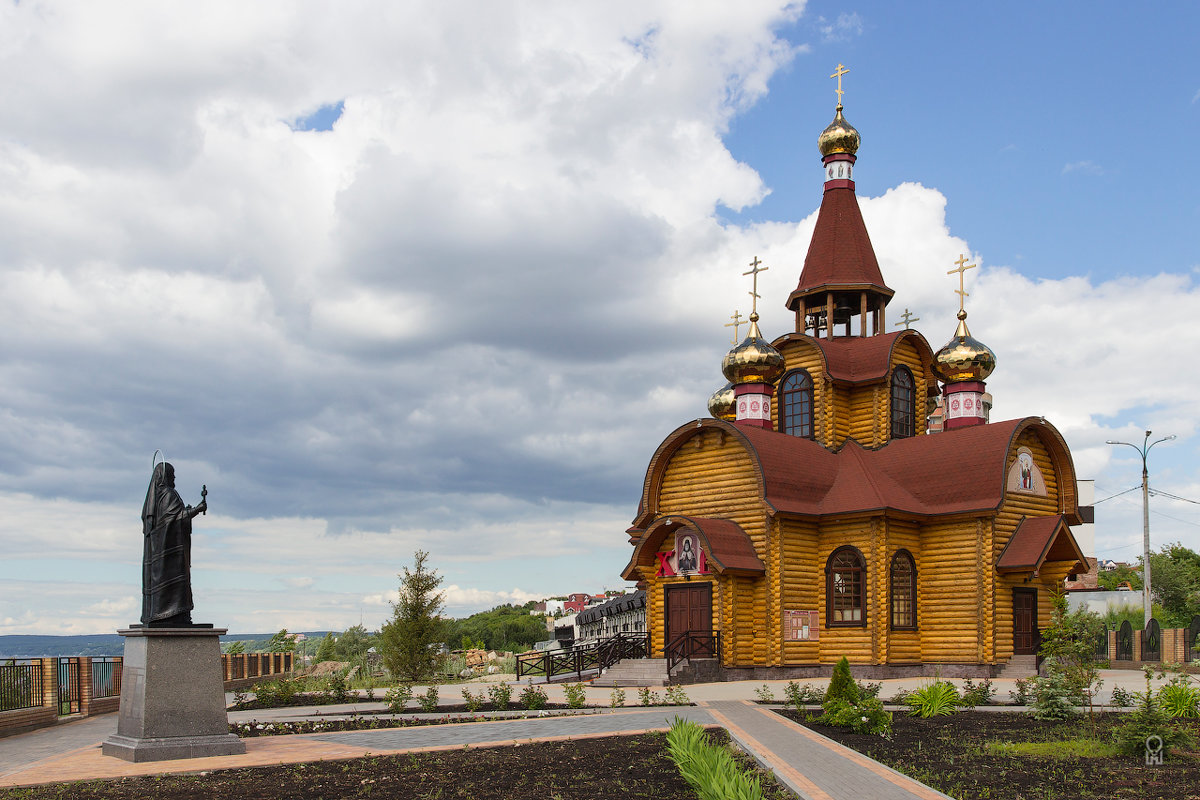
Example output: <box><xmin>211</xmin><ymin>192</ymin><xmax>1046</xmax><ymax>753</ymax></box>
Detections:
<box><xmin>778</xmin><ymin>369</ymin><xmax>814</xmax><ymax>438</ymax></box>
<box><xmin>826</xmin><ymin>546</ymin><xmax>865</xmax><ymax>626</ymax></box>
<box><xmin>890</xmin><ymin>550</ymin><xmax>917</xmax><ymax>630</ymax></box>
<box><xmin>891</xmin><ymin>366</ymin><xmax>916</xmax><ymax>439</ymax></box>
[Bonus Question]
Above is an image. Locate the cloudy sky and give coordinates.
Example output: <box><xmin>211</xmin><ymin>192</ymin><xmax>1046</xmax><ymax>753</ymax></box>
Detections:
<box><xmin>1</xmin><ymin>1</ymin><xmax>1197</xmax><ymax>636</ymax></box>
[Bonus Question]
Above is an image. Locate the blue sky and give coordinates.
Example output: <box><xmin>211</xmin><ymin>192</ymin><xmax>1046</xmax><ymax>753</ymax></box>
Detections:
<box><xmin>0</xmin><ymin>1</ymin><xmax>1197</xmax><ymax>634</ymax></box>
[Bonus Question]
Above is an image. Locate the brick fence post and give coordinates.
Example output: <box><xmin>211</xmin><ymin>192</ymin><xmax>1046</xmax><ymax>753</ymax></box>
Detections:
<box><xmin>1133</xmin><ymin>630</ymin><xmax>1142</xmax><ymax>662</ymax></box>
<box><xmin>40</xmin><ymin>658</ymin><xmax>57</xmax><ymax>714</ymax></box>
<box><xmin>79</xmin><ymin>657</ymin><xmax>93</xmax><ymax>716</ymax></box>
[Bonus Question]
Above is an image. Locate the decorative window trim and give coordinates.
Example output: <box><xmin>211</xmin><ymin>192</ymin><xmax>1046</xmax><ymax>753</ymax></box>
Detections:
<box><xmin>890</xmin><ymin>365</ymin><xmax>916</xmax><ymax>439</ymax></box>
<box><xmin>890</xmin><ymin>549</ymin><xmax>918</xmax><ymax>631</ymax></box>
<box><xmin>825</xmin><ymin>545</ymin><xmax>866</xmax><ymax>628</ymax></box>
<box><xmin>777</xmin><ymin>368</ymin><xmax>814</xmax><ymax>439</ymax></box>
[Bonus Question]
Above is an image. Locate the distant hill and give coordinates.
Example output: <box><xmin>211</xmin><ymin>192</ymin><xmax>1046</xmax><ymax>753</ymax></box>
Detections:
<box><xmin>0</xmin><ymin>631</ymin><xmax>333</xmax><ymax>659</ymax></box>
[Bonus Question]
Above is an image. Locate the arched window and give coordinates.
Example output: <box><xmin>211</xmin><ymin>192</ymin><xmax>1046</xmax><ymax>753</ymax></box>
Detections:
<box><xmin>826</xmin><ymin>546</ymin><xmax>866</xmax><ymax>627</ymax></box>
<box><xmin>890</xmin><ymin>550</ymin><xmax>917</xmax><ymax>630</ymax></box>
<box><xmin>778</xmin><ymin>369</ymin><xmax>814</xmax><ymax>438</ymax></box>
<box><xmin>890</xmin><ymin>366</ymin><xmax>916</xmax><ymax>439</ymax></box>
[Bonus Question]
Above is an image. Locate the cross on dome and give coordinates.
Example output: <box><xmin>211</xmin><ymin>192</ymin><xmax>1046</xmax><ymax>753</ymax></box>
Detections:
<box><xmin>895</xmin><ymin>309</ymin><xmax>920</xmax><ymax>330</ymax></box>
<box><xmin>830</xmin><ymin>63</ymin><xmax>849</xmax><ymax>107</ymax></box>
<box><xmin>947</xmin><ymin>254</ymin><xmax>977</xmax><ymax>313</ymax></box>
<box><xmin>743</xmin><ymin>256</ymin><xmax>768</xmax><ymax>317</ymax></box>
<box><xmin>724</xmin><ymin>310</ymin><xmax>745</xmax><ymax>343</ymax></box>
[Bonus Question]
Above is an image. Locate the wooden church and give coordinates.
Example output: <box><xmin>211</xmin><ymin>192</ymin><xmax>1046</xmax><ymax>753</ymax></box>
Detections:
<box><xmin>621</xmin><ymin>76</ymin><xmax>1088</xmax><ymax>678</ymax></box>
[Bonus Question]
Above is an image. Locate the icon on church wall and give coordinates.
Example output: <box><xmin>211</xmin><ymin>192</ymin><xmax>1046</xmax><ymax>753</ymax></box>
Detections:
<box><xmin>676</xmin><ymin>533</ymin><xmax>698</xmax><ymax>573</ymax></box>
<box><xmin>1006</xmin><ymin>447</ymin><xmax>1047</xmax><ymax>495</ymax></box>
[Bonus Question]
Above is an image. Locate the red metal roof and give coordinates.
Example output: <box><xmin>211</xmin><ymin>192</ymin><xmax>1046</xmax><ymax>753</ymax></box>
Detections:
<box><xmin>997</xmin><ymin>515</ymin><xmax>1088</xmax><ymax>574</ymax></box>
<box><xmin>621</xmin><ymin>516</ymin><xmax>765</xmax><ymax>581</ymax></box>
<box><xmin>786</xmin><ymin>186</ymin><xmax>892</xmax><ymax>310</ymax></box>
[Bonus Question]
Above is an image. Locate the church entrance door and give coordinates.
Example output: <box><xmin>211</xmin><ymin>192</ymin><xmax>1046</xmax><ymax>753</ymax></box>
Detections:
<box><xmin>665</xmin><ymin>583</ymin><xmax>713</xmax><ymax>659</ymax></box>
<box><xmin>1013</xmin><ymin>589</ymin><xmax>1037</xmax><ymax>655</ymax></box>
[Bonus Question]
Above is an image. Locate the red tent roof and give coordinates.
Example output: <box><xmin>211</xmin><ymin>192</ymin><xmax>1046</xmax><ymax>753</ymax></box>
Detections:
<box><xmin>787</xmin><ymin>186</ymin><xmax>892</xmax><ymax>311</ymax></box>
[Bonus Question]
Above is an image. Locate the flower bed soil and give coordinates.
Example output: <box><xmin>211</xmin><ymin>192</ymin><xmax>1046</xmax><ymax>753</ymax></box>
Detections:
<box><xmin>782</xmin><ymin>709</ymin><xmax>1200</xmax><ymax>800</ymax></box>
<box><xmin>0</xmin><ymin>731</ymin><xmax>794</xmax><ymax>800</ymax></box>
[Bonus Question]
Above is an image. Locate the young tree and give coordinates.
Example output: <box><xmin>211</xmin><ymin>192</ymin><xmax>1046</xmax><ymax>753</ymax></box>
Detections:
<box><xmin>334</xmin><ymin>624</ymin><xmax>376</xmax><ymax>662</ymax></box>
<box><xmin>223</xmin><ymin>640</ymin><xmax>246</xmax><ymax>655</ymax></box>
<box><xmin>379</xmin><ymin>550</ymin><xmax>446</xmax><ymax>681</ymax></box>
<box><xmin>266</xmin><ymin>628</ymin><xmax>296</xmax><ymax>653</ymax></box>
<box><xmin>314</xmin><ymin>632</ymin><xmax>336</xmax><ymax>663</ymax></box>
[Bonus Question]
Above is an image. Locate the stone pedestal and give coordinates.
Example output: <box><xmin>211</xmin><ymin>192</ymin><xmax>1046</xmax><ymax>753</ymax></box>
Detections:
<box><xmin>102</xmin><ymin>626</ymin><xmax>246</xmax><ymax>762</ymax></box>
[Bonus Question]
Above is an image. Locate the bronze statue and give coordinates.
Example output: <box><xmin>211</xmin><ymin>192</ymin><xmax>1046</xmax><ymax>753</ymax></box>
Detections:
<box><xmin>141</xmin><ymin>459</ymin><xmax>207</xmax><ymax>627</ymax></box>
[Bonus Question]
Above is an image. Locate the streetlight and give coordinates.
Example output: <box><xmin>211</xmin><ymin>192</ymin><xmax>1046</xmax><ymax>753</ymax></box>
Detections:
<box><xmin>1106</xmin><ymin>430</ymin><xmax>1176</xmax><ymax>626</ymax></box>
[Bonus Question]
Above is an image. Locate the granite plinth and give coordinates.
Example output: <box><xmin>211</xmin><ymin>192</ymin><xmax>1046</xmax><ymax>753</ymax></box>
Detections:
<box><xmin>102</xmin><ymin>625</ymin><xmax>246</xmax><ymax>762</ymax></box>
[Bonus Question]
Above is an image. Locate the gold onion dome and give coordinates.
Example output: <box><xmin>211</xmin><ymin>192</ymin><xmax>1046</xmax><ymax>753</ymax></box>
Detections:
<box><xmin>721</xmin><ymin>314</ymin><xmax>785</xmax><ymax>385</ymax></box>
<box><xmin>933</xmin><ymin>310</ymin><xmax>997</xmax><ymax>383</ymax></box>
<box><xmin>707</xmin><ymin>382</ymin><xmax>736</xmax><ymax>421</ymax></box>
<box><xmin>818</xmin><ymin>105</ymin><xmax>861</xmax><ymax>157</ymax></box>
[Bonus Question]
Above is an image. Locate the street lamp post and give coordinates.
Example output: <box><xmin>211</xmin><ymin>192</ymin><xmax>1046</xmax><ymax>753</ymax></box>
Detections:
<box><xmin>1106</xmin><ymin>430</ymin><xmax>1176</xmax><ymax>626</ymax></box>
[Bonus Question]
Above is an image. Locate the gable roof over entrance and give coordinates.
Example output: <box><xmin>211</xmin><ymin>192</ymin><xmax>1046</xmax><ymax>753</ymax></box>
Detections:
<box><xmin>622</xmin><ymin>516</ymin><xmax>765</xmax><ymax>581</ymax></box>
<box><xmin>997</xmin><ymin>515</ymin><xmax>1089</xmax><ymax>576</ymax></box>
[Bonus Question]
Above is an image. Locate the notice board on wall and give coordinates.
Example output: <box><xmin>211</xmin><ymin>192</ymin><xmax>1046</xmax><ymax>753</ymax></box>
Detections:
<box><xmin>783</xmin><ymin>609</ymin><xmax>819</xmax><ymax>641</ymax></box>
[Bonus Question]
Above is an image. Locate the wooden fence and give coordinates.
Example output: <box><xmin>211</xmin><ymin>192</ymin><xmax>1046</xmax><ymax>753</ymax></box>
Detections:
<box><xmin>1</xmin><ymin>652</ymin><xmax>294</xmax><ymax>738</ymax></box>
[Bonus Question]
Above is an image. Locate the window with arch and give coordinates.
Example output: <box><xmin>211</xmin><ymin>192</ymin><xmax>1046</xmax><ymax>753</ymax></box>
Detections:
<box><xmin>826</xmin><ymin>546</ymin><xmax>866</xmax><ymax>626</ymax></box>
<box><xmin>890</xmin><ymin>550</ymin><xmax>917</xmax><ymax>630</ymax></box>
<box><xmin>890</xmin><ymin>366</ymin><xmax>916</xmax><ymax>439</ymax></box>
<box><xmin>778</xmin><ymin>369</ymin><xmax>814</xmax><ymax>438</ymax></box>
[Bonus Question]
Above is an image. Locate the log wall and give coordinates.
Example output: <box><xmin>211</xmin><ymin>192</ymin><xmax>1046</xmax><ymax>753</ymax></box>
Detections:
<box><xmin>885</xmin><ymin>519</ymin><xmax>922</xmax><ymax>663</ymax></box>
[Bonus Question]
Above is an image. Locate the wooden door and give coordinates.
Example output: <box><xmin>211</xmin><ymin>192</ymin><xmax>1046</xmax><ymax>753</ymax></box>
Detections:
<box><xmin>1013</xmin><ymin>589</ymin><xmax>1037</xmax><ymax>655</ymax></box>
<box><xmin>665</xmin><ymin>584</ymin><xmax>713</xmax><ymax>658</ymax></box>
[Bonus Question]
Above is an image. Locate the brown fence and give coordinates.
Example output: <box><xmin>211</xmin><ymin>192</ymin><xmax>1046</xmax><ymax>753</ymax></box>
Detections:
<box><xmin>2</xmin><ymin>651</ymin><xmax>294</xmax><ymax>738</ymax></box>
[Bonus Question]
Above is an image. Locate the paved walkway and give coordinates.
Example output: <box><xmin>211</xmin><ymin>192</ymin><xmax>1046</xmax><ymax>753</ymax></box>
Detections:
<box><xmin>0</xmin><ymin>670</ymin><xmax>1162</xmax><ymax>797</ymax></box>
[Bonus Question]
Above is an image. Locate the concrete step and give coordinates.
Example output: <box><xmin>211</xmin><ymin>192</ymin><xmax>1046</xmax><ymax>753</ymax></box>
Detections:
<box><xmin>995</xmin><ymin>654</ymin><xmax>1037</xmax><ymax>679</ymax></box>
<box><xmin>591</xmin><ymin>658</ymin><xmax>668</xmax><ymax>687</ymax></box>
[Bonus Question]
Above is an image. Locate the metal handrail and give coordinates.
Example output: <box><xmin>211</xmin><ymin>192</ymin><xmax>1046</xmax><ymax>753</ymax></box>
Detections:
<box><xmin>516</xmin><ymin>632</ymin><xmax>649</xmax><ymax>682</ymax></box>
<box><xmin>664</xmin><ymin>630</ymin><xmax>721</xmax><ymax>673</ymax></box>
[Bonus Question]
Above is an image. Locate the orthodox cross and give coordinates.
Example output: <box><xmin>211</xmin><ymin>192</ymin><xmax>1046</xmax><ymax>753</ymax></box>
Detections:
<box><xmin>724</xmin><ymin>309</ymin><xmax>745</xmax><ymax>343</ymax></box>
<box><xmin>830</xmin><ymin>63</ymin><xmax>850</xmax><ymax>106</ymax></box>
<box><xmin>743</xmin><ymin>256</ymin><xmax>768</xmax><ymax>315</ymax></box>
<box><xmin>894</xmin><ymin>309</ymin><xmax>920</xmax><ymax>330</ymax></box>
<box><xmin>947</xmin><ymin>253</ymin><xmax>977</xmax><ymax>312</ymax></box>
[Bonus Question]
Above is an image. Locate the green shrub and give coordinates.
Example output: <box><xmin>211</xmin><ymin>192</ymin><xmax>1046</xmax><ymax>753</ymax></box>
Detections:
<box><xmin>665</xmin><ymin>686</ymin><xmax>690</xmax><ymax>706</ymax></box>
<box><xmin>819</xmin><ymin>696</ymin><xmax>892</xmax><ymax>736</ymax></box>
<box><xmin>1009</xmin><ymin>676</ymin><xmax>1034</xmax><ymax>705</ymax></box>
<box><xmin>461</xmin><ymin>688</ymin><xmax>484</xmax><ymax>712</ymax></box>
<box><xmin>1114</xmin><ymin>669</ymin><xmax>1196</xmax><ymax>758</ymax></box>
<box><xmin>754</xmin><ymin>684</ymin><xmax>775</xmax><ymax>703</ymax></box>
<box><xmin>906</xmin><ymin>681</ymin><xmax>960</xmax><ymax>718</ymax></box>
<box><xmin>960</xmin><ymin>677</ymin><xmax>994</xmax><ymax>707</ymax></box>
<box><xmin>1029</xmin><ymin>660</ymin><xmax>1077</xmax><ymax>721</ymax></box>
<box><xmin>856</xmin><ymin>680</ymin><xmax>882</xmax><ymax>699</ymax></box>
<box><xmin>666</xmin><ymin>717</ymin><xmax>765</xmax><ymax>800</ymax></box>
<box><xmin>1158</xmin><ymin>682</ymin><xmax>1200</xmax><ymax>718</ymax></box>
<box><xmin>487</xmin><ymin>682</ymin><xmax>512</xmax><ymax>710</ymax></box>
<box><xmin>783</xmin><ymin>681</ymin><xmax>822</xmax><ymax>709</ymax></box>
<box><xmin>384</xmin><ymin>683</ymin><xmax>412</xmax><ymax>712</ymax></box>
<box><xmin>519</xmin><ymin>682</ymin><xmax>548</xmax><ymax>710</ymax></box>
<box><xmin>1110</xmin><ymin>685</ymin><xmax>1133</xmax><ymax>707</ymax></box>
<box><xmin>417</xmin><ymin>686</ymin><xmax>440</xmax><ymax>713</ymax></box>
<box><xmin>327</xmin><ymin>671</ymin><xmax>350</xmax><ymax>704</ymax></box>
<box><xmin>639</xmin><ymin>687</ymin><xmax>661</xmax><ymax>706</ymax></box>
<box><xmin>824</xmin><ymin>657</ymin><xmax>860</xmax><ymax>705</ymax></box>
<box><xmin>564</xmin><ymin>682</ymin><xmax>587</xmax><ymax>709</ymax></box>
<box><xmin>610</xmin><ymin>687</ymin><xmax>626</xmax><ymax>708</ymax></box>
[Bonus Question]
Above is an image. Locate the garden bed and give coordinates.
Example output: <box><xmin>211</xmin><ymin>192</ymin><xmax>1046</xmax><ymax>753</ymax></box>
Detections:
<box><xmin>783</xmin><ymin>709</ymin><xmax>1200</xmax><ymax>799</ymax></box>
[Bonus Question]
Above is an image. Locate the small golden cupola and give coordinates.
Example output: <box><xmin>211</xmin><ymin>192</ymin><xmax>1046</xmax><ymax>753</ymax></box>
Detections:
<box><xmin>707</xmin><ymin>382</ymin><xmax>736</xmax><ymax>421</ymax></box>
<box><xmin>818</xmin><ymin>105</ymin><xmax>861</xmax><ymax>157</ymax></box>
<box><xmin>933</xmin><ymin>255</ymin><xmax>996</xmax><ymax>429</ymax></box>
<box><xmin>721</xmin><ymin>257</ymin><xmax>784</xmax><ymax>429</ymax></box>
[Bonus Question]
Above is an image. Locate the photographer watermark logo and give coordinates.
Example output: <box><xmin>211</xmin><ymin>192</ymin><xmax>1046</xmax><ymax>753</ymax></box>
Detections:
<box><xmin>1145</xmin><ymin>735</ymin><xmax>1164</xmax><ymax>766</ymax></box>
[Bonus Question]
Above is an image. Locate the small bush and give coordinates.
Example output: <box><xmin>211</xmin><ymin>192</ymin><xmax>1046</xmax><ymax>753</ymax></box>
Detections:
<box><xmin>610</xmin><ymin>687</ymin><xmax>626</xmax><ymax>708</ymax></box>
<box><xmin>783</xmin><ymin>681</ymin><xmax>822</xmax><ymax>709</ymax></box>
<box><xmin>364</xmin><ymin>685</ymin><xmax>376</xmax><ymax>702</ymax></box>
<box><xmin>1009</xmin><ymin>676</ymin><xmax>1034</xmax><ymax>705</ymax></box>
<box><xmin>754</xmin><ymin>684</ymin><xmax>775</xmax><ymax>703</ymax></box>
<box><xmin>519</xmin><ymin>682</ymin><xmax>549</xmax><ymax>710</ymax></box>
<box><xmin>824</xmin><ymin>657</ymin><xmax>860</xmax><ymax>705</ymax></box>
<box><xmin>639</xmin><ymin>687</ymin><xmax>661</xmax><ymax>706</ymax></box>
<box><xmin>665</xmin><ymin>686</ymin><xmax>690</xmax><ymax>706</ymax></box>
<box><xmin>384</xmin><ymin>683</ymin><xmax>412</xmax><ymax>712</ymax></box>
<box><xmin>856</xmin><ymin>680</ymin><xmax>882</xmax><ymax>699</ymax></box>
<box><xmin>819</xmin><ymin>695</ymin><xmax>892</xmax><ymax>736</ymax></box>
<box><xmin>487</xmin><ymin>682</ymin><xmax>512</xmax><ymax>710</ymax></box>
<box><xmin>906</xmin><ymin>681</ymin><xmax>960</xmax><ymax>718</ymax></box>
<box><xmin>1110</xmin><ymin>685</ymin><xmax>1133</xmax><ymax>707</ymax></box>
<box><xmin>1029</xmin><ymin>660</ymin><xmax>1077</xmax><ymax>721</ymax></box>
<box><xmin>564</xmin><ymin>682</ymin><xmax>587</xmax><ymax>709</ymax></box>
<box><xmin>1115</xmin><ymin>670</ymin><xmax>1197</xmax><ymax>758</ymax></box>
<box><xmin>461</xmin><ymin>688</ymin><xmax>484</xmax><ymax>712</ymax></box>
<box><xmin>960</xmin><ymin>677</ymin><xmax>994</xmax><ymax>707</ymax></box>
<box><xmin>327</xmin><ymin>671</ymin><xmax>350</xmax><ymax>704</ymax></box>
<box><xmin>417</xmin><ymin>686</ymin><xmax>440</xmax><ymax>713</ymax></box>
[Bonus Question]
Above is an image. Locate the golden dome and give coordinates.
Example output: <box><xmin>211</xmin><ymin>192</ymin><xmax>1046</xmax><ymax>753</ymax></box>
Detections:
<box><xmin>933</xmin><ymin>311</ymin><xmax>997</xmax><ymax>383</ymax></box>
<box><xmin>721</xmin><ymin>314</ymin><xmax>785</xmax><ymax>385</ymax></box>
<box><xmin>818</xmin><ymin>105</ymin><xmax>860</xmax><ymax>157</ymax></box>
<box><xmin>707</xmin><ymin>382</ymin><xmax>736</xmax><ymax>420</ymax></box>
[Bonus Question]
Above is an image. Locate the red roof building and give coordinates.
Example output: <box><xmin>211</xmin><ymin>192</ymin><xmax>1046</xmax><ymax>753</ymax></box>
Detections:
<box><xmin>624</xmin><ymin>82</ymin><xmax>1086</xmax><ymax>679</ymax></box>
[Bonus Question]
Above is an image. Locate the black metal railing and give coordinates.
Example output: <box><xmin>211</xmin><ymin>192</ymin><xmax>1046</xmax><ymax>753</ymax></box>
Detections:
<box><xmin>1142</xmin><ymin>618</ymin><xmax>1162</xmax><ymax>662</ymax></box>
<box><xmin>664</xmin><ymin>630</ymin><xmax>721</xmax><ymax>673</ymax></box>
<box><xmin>57</xmin><ymin>658</ymin><xmax>81</xmax><ymax>715</ymax></box>
<box><xmin>1188</xmin><ymin>615</ymin><xmax>1200</xmax><ymax>663</ymax></box>
<box><xmin>516</xmin><ymin>633</ymin><xmax>649</xmax><ymax>682</ymax></box>
<box><xmin>90</xmin><ymin>657</ymin><xmax>122</xmax><ymax>700</ymax></box>
<box><xmin>0</xmin><ymin>660</ymin><xmax>43</xmax><ymax>712</ymax></box>
<box><xmin>1094</xmin><ymin>623</ymin><xmax>1109</xmax><ymax>660</ymax></box>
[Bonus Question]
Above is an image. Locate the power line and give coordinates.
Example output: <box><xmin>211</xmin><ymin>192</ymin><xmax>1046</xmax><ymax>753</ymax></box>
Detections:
<box><xmin>1151</xmin><ymin>489</ymin><xmax>1200</xmax><ymax>506</ymax></box>
<box><xmin>1094</xmin><ymin>485</ymin><xmax>1141</xmax><ymax>504</ymax></box>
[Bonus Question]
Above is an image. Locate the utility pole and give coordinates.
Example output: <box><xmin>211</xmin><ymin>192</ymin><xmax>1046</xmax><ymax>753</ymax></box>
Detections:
<box><xmin>1106</xmin><ymin>430</ymin><xmax>1175</xmax><ymax>626</ymax></box>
